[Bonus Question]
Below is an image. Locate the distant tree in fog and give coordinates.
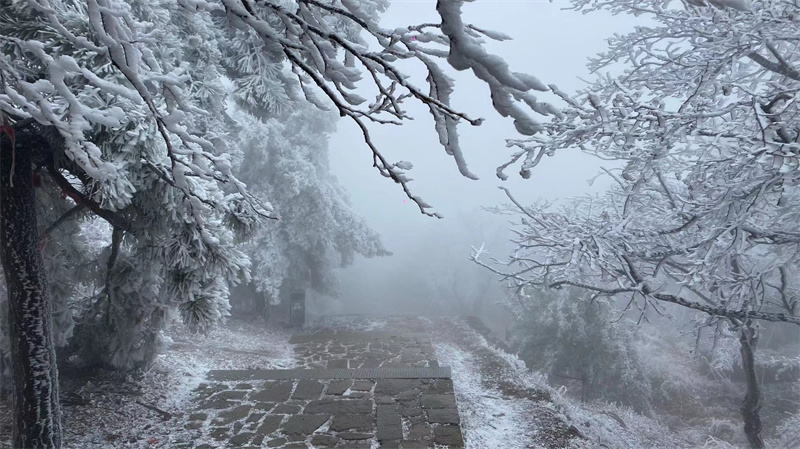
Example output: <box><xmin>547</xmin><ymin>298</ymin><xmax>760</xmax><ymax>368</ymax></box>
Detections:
<box><xmin>476</xmin><ymin>0</ymin><xmax>800</xmax><ymax>446</ymax></box>
<box><xmin>512</xmin><ymin>286</ymin><xmax>653</xmax><ymax>416</ymax></box>
<box><xmin>230</xmin><ymin>105</ymin><xmax>389</xmax><ymax>316</ymax></box>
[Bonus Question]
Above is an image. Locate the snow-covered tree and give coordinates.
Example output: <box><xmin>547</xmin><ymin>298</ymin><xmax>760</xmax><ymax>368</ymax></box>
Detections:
<box><xmin>1</xmin><ymin>0</ymin><xmax>556</xmax><ymax>445</ymax></box>
<box><xmin>476</xmin><ymin>0</ymin><xmax>800</xmax><ymax>446</ymax></box>
<box><xmin>512</xmin><ymin>286</ymin><xmax>653</xmax><ymax>416</ymax></box>
<box><xmin>229</xmin><ymin>105</ymin><xmax>389</xmax><ymax>314</ymax></box>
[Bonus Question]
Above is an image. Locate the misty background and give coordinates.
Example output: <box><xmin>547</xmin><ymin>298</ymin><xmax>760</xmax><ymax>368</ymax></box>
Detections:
<box><xmin>323</xmin><ymin>1</ymin><xmax>631</xmax><ymax>320</ymax></box>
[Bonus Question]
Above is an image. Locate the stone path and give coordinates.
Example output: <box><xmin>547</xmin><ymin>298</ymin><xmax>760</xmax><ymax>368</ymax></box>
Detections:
<box><xmin>179</xmin><ymin>317</ymin><xmax>465</xmax><ymax>448</ymax></box>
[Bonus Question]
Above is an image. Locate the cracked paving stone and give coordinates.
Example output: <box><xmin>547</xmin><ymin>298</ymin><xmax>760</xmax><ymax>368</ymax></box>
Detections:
<box><xmin>407</xmin><ymin>422</ymin><xmax>432</xmax><ymax>440</ymax></box>
<box><xmin>400</xmin><ymin>403</ymin><xmax>422</xmax><ymax>417</ymax></box>
<box><xmin>273</xmin><ymin>403</ymin><xmax>302</xmax><ymax>414</ymax></box>
<box><xmin>399</xmin><ymin>441</ymin><xmax>433</xmax><ymax>448</ymax></box>
<box><xmin>330</xmin><ymin>414</ymin><xmax>373</xmax><ymax>432</ymax></box>
<box><xmin>327</xmin><ymin>359</ymin><xmax>348</xmax><ymax>369</ymax></box>
<box><xmin>361</xmin><ymin>359</ymin><xmax>381</xmax><ymax>368</ymax></box>
<box><xmin>213</xmin><ymin>405</ymin><xmax>252</xmax><ymax>425</ymax></box>
<box><xmin>256</xmin><ymin>414</ymin><xmax>284</xmax><ymax>435</ymax></box>
<box><xmin>310</xmin><ymin>434</ymin><xmax>339</xmax><ymax>447</ymax></box>
<box><xmin>249</xmin><ymin>381</ymin><xmax>293</xmax><ymax>402</ymax></box>
<box><xmin>214</xmin><ymin>390</ymin><xmax>248</xmax><ymax>400</ymax></box>
<box><xmin>210</xmin><ymin>427</ymin><xmax>229</xmax><ymax>441</ymax></box>
<box><xmin>284</xmin><ymin>414</ymin><xmax>330</xmax><ymax>435</ymax></box>
<box><xmin>351</xmin><ymin>381</ymin><xmax>373</xmax><ymax>391</ymax></box>
<box><xmin>339</xmin><ymin>432</ymin><xmax>373</xmax><ymax>440</ymax></box>
<box><xmin>426</xmin><ymin>380</ymin><xmax>453</xmax><ymax>394</ymax></box>
<box><xmin>420</xmin><ymin>394</ymin><xmax>456</xmax><ymax>409</ymax></box>
<box><xmin>184</xmin><ymin>421</ymin><xmax>203</xmax><ymax>430</ymax></box>
<box><xmin>327</xmin><ymin>380</ymin><xmax>352</xmax><ymax>395</ymax></box>
<box><xmin>229</xmin><ymin>432</ymin><xmax>255</xmax><ymax>446</ymax></box>
<box><xmin>434</xmin><ymin>425</ymin><xmax>464</xmax><ymax>447</ymax></box>
<box><xmin>304</xmin><ymin>399</ymin><xmax>372</xmax><ymax>414</ymax></box>
<box><xmin>376</xmin><ymin>405</ymin><xmax>403</xmax><ymax>441</ymax></box>
<box><xmin>375</xmin><ymin>379</ymin><xmax>421</xmax><ymax>396</ymax></box>
<box><xmin>426</xmin><ymin>409</ymin><xmax>460</xmax><ymax>425</ymax></box>
<box><xmin>292</xmin><ymin>380</ymin><xmax>324</xmax><ymax>400</ymax></box>
<box><xmin>197</xmin><ymin>396</ymin><xmax>235</xmax><ymax>410</ymax></box>
<box><xmin>246</xmin><ymin>412</ymin><xmax>264</xmax><ymax>423</ymax></box>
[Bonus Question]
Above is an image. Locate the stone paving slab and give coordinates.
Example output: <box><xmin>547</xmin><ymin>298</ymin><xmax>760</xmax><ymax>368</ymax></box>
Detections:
<box><xmin>208</xmin><ymin>367</ymin><xmax>452</xmax><ymax>381</ymax></box>
<box><xmin>289</xmin><ymin>332</ymin><xmax>430</xmax><ymax>344</ymax></box>
<box><xmin>180</xmin><ymin>316</ymin><xmax>464</xmax><ymax>448</ymax></box>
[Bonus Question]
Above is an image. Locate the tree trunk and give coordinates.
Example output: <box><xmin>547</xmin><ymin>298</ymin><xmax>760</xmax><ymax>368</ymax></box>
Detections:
<box><xmin>739</xmin><ymin>322</ymin><xmax>764</xmax><ymax>449</ymax></box>
<box><xmin>1</xmin><ymin>136</ymin><xmax>62</xmax><ymax>448</ymax></box>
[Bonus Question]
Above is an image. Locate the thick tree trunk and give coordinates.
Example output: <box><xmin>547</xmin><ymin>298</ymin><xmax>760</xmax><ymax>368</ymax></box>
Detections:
<box><xmin>0</xmin><ymin>137</ymin><xmax>62</xmax><ymax>448</ymax></box>
<box><xmin>739</xmin><ymin>322</ymin><xmax>764</xmax><ymax>449</ymax></box>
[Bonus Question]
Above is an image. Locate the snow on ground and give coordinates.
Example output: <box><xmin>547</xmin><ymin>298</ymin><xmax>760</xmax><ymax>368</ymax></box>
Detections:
<box><xmin>435</xmin><ymin>341</ymin><xmax>546</xmax><ymax>448</ymax></box>
<box><xmin>433</xmin><ymin>317</ymin><xmax>698</xmax><ymax>449</ymax></box>
<box><xmin>0</xmin><ymin>318</ymin><xmax>294</xmax><ymax>449</ymax></box>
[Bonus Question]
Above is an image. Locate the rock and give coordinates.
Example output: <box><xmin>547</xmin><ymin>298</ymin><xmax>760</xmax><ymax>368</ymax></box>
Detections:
<box><xmin>420</xmin><ymin>394</ymin><xmax>456</xmax><ymax>409</ymax></box>
<box><xmin>234</xmin><ymin>383</ymin><xmax>253</xmax><ymax>390</ymax></box>
<box><xmin>188</xmin><ymin>413</ymin><xmax>207</xmax><ymax>421</ymax></box>
<box><xmin>426</xmin><ymin>409</ymin><xmax>460</xmax><ymax>425</ymax></box>
<box><xmin>304</xmin><ymin>399</ymin><xmax>372</xmax><ymax>414</ymax></box>
<box><xmin>434</xmin><ymin>425</ymin><xmax>464</xmax><ymax>447</ymax></box>
<box><xmin>249</xmin><ymin>381</ymin><xmax>293</xmax><ymax>402</ymax></box>
<box><xmin>292</xmin><ymin>380</ymin><xmax>324</xmax><ymax>400</ymax></box>
<box><xmin>283</xmin><ymin>414</ymin><xmax>329</xmax><ymax>436</ymax></box>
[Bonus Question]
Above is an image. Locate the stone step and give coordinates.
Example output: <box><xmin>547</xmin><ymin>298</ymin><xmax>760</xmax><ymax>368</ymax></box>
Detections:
<box><xmin>207</xmin><ymin>367</ymin><xmax>451</xmax><ymax>381</ymax></box>
<box><xmin>289</xmin><ymin>331</ymin><xmax>430</xmax><ymax>344</ymax></box>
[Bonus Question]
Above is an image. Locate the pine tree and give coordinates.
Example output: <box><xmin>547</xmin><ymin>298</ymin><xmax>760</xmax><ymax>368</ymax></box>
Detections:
<box><xmin>1</xmin><ymin>0</ymin><xmax>557</xmax><ymax>445</ymax></box>
<box><xmin>229</xmin><ymin>105</ymin><xmax>389</xmax><ymax>313</ymax></box>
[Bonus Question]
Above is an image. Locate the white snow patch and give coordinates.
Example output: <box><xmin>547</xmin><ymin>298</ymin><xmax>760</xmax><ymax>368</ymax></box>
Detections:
<box><xmin>435</xmin><ymin>341</ymin><xmax>546</xmax><ymax>449</ymax></box>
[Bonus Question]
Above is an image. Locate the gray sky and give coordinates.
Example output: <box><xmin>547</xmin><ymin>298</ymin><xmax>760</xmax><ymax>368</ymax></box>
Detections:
<box><xmin>325</xmin><ymin>0</ymin><xmax>638</xmax><ymax>313</ymax></box>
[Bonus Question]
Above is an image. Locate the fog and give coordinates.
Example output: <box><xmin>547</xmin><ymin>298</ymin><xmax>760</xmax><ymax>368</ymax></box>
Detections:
<box><xmin>326</xmin><ymin>1</ymin><xmax>633</xmax><ymax>318</ymax></box>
